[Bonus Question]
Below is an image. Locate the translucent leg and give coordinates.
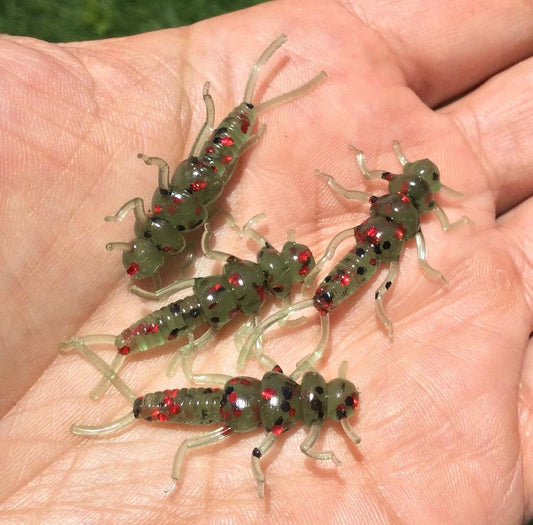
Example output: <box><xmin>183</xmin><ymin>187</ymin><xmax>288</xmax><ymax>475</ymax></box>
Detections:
<box><xmin>350</xmin><ymin>146</ymin><xmax>390</xmax><ymax>180</ymax></box>
<box><xmin>166</xmin><ymin>327</ymin><xmax>217</xmax><ymax>377</ymax></box>
<box><xmin>341</xmin><ymin>418</ymin><xmax>362</xmax><ymax>445</ymax></box>
<box><xmin>244</xmin><ymin>34</ymin><xmax>288</xmax><ymax>105</ymax></box>
<box><xmin>166</xmin><ymin>426</ymin><xmax>232</xmax><ymax>494</ymax></box>
<box><xmin>374</xmin><ymin>261</ymin><xmax>399</xmax><ymax>338</ymax></box>
<box><xmin>245</xmin><ymin>35</ymin><xmax>326</xmax><ymax>113</ymax></box>
<box><xmin>237</xmin><ymin>298</ymin><xmax>314</xmax><ymax>370</ymax></box>
<box><xmin>432</xmin><ymin>202</ymin><xmax>474</xmax><ymax>231</ymax></box>
<box><xmin>105</xmin><ymin>197</ymin><xmax>149</xmax><ymax>229</ymax></box>
<box><xmin>300</xmin><ymin>421</ymin><xmax>341</xmax><ymax>466</ymax></box>
<box><xmin>130</xmin><ymin>277</ymin><xmax>195</xmax><ymax>300</ymax></box>
<box><xmin>59</xmin><ymin>336</ymin><xmax>135</xmax><ymax>402</ymax></box>
<box><xmin>290</xmin><ymin>313</ymin><xmax>330</xmax><ymax>380</ymax></box>
<box><xmin>137</xmin><ymin>154</ymin><xmax>170</xmax><ymax>191</ymax></box>
<box><xmin>254</xmin><ymin>71</ymin><xmax>327</xmax><ymax>114</ymax></box>
<box><xmin>415</xmin><ymin>231</ymin><xmax>448</xmax><ymax>285</ymax></box>
<box><xmin>201</xmin><ymin>222</ymin><xmax>238</xmax><ymax>261</ymax></box>
<box><xmin>182</xmin><ymin>348</ymin><xmax>232</xmax><ymax>386</ymax></box>
<box><xmin>251</xmin><ymin>432</ymin><xmax>278</xmax><ymax>498</ymax></box>
<box><xmin>304</xmin><ymin>228</ymin><xmax>353</xmax><ymax>287</ymax></box>
<box><xmin>106</xmin><ymin>241</ymin><xmax>133</xmax><ymax>252</ymax></box>
<box><xmin>189</xmin><ymin>81</ymin><xmax>215</xmax><ymax>158</ymax></box>
<box><xmin>72</xmin><ymin>412</ymin><xmax>136</xmax><ymax>437</ymax></box>
<box><xmin>90</xmin><ymin>353</ymin><xmax>128</xmax><ymax>401</ymax></box>
<box><xmin>315</xmin><ymin>169</ymin><xmax>371</xmax><ymax>201</ymax></box>
<box><xmin>392</xmin><ymin>140</ymin><xmax>408</xmax><ymax>166</ymax></box>
<box><xmin>242</xmin><ymin>213</ymin><xmax>268</xmax><ymax>247</ymax></box>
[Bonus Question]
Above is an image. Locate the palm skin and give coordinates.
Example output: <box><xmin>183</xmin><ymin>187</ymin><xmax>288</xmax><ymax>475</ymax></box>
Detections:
<box><xmin>1</xmin><ymin>0</ymin><xmax>533</xmax><ymax>522</ymax></box>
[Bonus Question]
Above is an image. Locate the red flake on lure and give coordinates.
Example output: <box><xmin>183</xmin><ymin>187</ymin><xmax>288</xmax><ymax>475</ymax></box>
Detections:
<box><xmin>190</xmin><ymin>180</ymin><xmax>207</xmax><ymax>192</ymax></box>
<box><xmin>220</xmin><ymin>136</ymin><xmax>234</xmax><ymax>146</ymax></box>
<box><xmin>126</xmin><ymin>262</ymin><xmax>139</xmax><ymax>276</ymax></box>
<box><xmin>228</xmin><ymin>273</ymin><xmax>244</xmax><ymax>286</ymax></box>
<box><xmin>261</xmin><ymin>387</ymin><xmax>276</xmax><ymax>400</ymax></box>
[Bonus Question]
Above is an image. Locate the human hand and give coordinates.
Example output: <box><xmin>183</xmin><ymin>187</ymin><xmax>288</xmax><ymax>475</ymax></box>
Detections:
<box><xmin>1</xmin><ymin>0</ymin><xmax>532</xmax><ymax>522</ymax></box>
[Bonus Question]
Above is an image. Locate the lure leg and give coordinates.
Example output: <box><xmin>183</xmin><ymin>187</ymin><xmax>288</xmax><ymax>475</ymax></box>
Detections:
<box><xmin>242</xmin><ymin>35</ymin><xmax>326</xmax><ymax>113</ymax></box>
<box><xmin>315</xmin><ymin>169</ymin><xmax>371</xmax><ymax>201</ymax></box>
<box><xmin>201</xmin><ymin>222</ymin><xmax>240</xmax><ymax>262</ymax></box>
<box><xmin>237</xmin><ymin>298</ymin><xmax>315</xmax><ymax>370</ymax></box>
<box><xmin>351</xmin><ymin>146</ymin><xmax>390</xmax><ymax>180</ymax></box>
<box><xmin>72</xmin><ymin>412</ymin><xmax>136</xmax><ymax>437</ymax></box>
<box><xmin>251</xmin><ymin>432</ymin><xmax>278</xmax><ymax>498</ymax></box>
<box><xmin>59</xmin><ymin>336</ymin><xmax>135</xmax><ymax>402</ymax></box>
<box><xmin>105</xmin><ymin>197</ymin><xmax>149</xmax><ymax>229</ymax></box>
<box><xmin>129</xmin><ymin>277</ymin><xmax>195</xmax><ymax>300</ymax></box>
<box><xmin>304</xmin><ymin>228</ymin><xmax>353</xmax><ymax>287</ymax></box>
<box><xmin>374</xmin><ymin>260</ymin><xmax>400</xmax><ymax>337</ymax></box>
<box><xmin>166</xmin><ymin>426</ymin><xmax>232</xmax><ymax>494</ymax></box>
<box><xmin>181</xmin><ymin>348</ymin><xmax>232</xmax><ymax>386</ymax></box>
<box><xmin>415</xmin><ymin>231</ymin><xmax>448</xmax><ymax>284</ymax></box>
<box><xmin>90</xmin><ymin>352</ymin><xmax>128</xmax><ymax>400</ymax></box>
<box><xmin>432</xmin><ymin>202</ymin><xmax>474</xmax><ymax>231</ymax></box>
<box><xmin>61</xmin><ymin>334</ymin><xmax>129</xmax><ymax>401</ymax></box>
<box><xmin>166</xmin><ymin>327</ymin><xmax>217</xmax><ymax>377</ymax></box>
<box><xmin>300</xmin><ymin>421</ymin><xmax>341</xmax><ymax>466</ymax></box>
<box><xmin>188</xmin><ymin>81</ymin><xmax>216</xmax><ymax>158</ymax></box>
<box><xmin>290</xmin><ymin>313</ymin><xmax>330</xmax><ymax>380</ymax></box>
<box><xmin>241</xmin><ymin>213</ymin><xmax>268</xmax><ymax>247</ymax></box>
<box><xmin>137</xmin><ymin>154</ymin><xmax>170</xmax><ymax>191</ymax></box>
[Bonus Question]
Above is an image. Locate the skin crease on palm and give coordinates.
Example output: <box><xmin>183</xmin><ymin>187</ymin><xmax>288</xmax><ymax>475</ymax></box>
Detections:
<box><xmin>1</xmin><ymin>0</ymin><xmax>533</xmax><ymax>522</ymax></box>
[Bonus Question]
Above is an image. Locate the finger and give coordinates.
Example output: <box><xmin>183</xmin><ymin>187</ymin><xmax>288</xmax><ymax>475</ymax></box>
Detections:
<box><xmin>350</xmin><ymin>0</ymin><xmax>533</xmax><ymax>105</ymax></box>
<box><xmin>439</xmin><ymin>56</ymin><xmax>533</xmax><ymax>215</ymax></box>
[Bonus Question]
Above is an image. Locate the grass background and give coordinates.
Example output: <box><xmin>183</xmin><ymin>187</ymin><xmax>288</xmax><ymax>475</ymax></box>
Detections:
<box><xmin>0</xmin><ymin>0</ymin><xmax>267</xmax><ymax>42</ymax></box>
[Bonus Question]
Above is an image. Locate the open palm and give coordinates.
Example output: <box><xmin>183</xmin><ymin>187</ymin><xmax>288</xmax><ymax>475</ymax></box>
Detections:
<box><xmin>1</xmin><ymin>0</ymin><xmax>533</xmax><ymax>522</ymax></box>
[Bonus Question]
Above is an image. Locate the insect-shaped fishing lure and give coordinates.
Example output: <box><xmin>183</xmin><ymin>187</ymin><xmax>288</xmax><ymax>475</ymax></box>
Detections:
<box><xmin>64</xmin><ymin>342</ymin><xmax>361</xmax><ymax>498</ymax></box>
<box><xmin>106</xmin><ymin>34</ymin><xmax>326</xmax><ymax>291</ymax></box>
<box><xmin>238</xmin><ymin>141</ymin><xmax>472</xmax><ymax>375</ymax></box>
<box><xmin>60</xmin><ymin>215</ymin><xmax>315</xmax><ymax>399</ymax></box>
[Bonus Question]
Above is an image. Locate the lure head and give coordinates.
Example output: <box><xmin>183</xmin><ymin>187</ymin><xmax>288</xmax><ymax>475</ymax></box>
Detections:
<box><xmin>257</xmin><ymin>241</ymin><xmax>315</xmax><ymax>298</ymax></box>
<box><xmin>121</xmin><ymin>237</ymin><xmax>164</xmax><ymax>280</ymax></box>
<box><xmin>404</xmin><ymin>159</ymin><xmax>441</xmax><ymax>193</ymax></box>
<box><xmin>325</xmin><ymin>377</ymin><xmax>359</xmax><ymax>421</ymax></box>
<box><xmin>133</xmin><ymin>216</ymin><xmax>186</xmax><ymax>256</ymax></box>
<box><xmin>300</xmin><ymin>368</ymin><xmax>360</xmax><ymax>441</ymax></box>
<box><xmin>386</xmin><ymin>159</ymin><xmax>441</xmax><ymax>215</ymax></box>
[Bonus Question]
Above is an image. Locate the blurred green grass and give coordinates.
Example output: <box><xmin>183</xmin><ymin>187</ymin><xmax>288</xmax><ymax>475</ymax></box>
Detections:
<box><xmin>0</xmin><ymin>0</ymin><xmax>267</xmax><ymax>42</ymax></box>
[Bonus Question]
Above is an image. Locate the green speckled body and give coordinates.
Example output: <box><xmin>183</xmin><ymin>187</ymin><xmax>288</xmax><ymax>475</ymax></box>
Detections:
<box><xmin>132</xmin><ymin>370</ymin><xmax>359</xmax><ymax>435</ymax></box>
<box><xmin>114</xmin><ymin>241</ymin><xmax>314</xmax><ymax>355</ymax></box>
<box><xmin>314</xmin><ymin>157</ymin><xmax>443</xmax><ymax>314</ymax></box>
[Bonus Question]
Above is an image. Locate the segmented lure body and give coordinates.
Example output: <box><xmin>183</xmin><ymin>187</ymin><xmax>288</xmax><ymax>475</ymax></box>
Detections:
<box><xmin>61</xmin><ymin>219</ymin><xmax>315</xmax><ymax>398</ymax></box>
<box><xmin>313</xmin><ymin>161</ymin><xmax>437</xmax><ymax>315</ymax></box>
<box><xmin>117</xmin><ymin>244</ymin><xmax>313</xmax><ymax>356</ymax></box>
<box><xmin>106</xmin><ymin>35</ymin><xmax>326</xmax><ymax>290</ymax></box>
<box><xmin>238</xmin><ymin>142</ymin><xmax>471</xmax><ymax>374</ymax></box>
<box><xmin>65</xmin><ymin>343</ymin><xmax>361</xmax><ymax>498</ymax></box>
